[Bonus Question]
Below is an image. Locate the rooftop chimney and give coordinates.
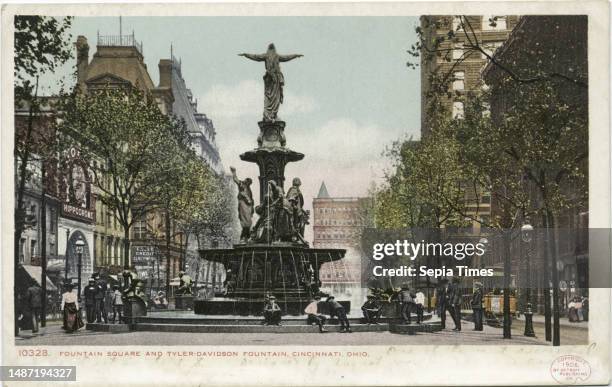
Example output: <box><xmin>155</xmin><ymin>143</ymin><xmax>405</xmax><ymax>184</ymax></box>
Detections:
<box><xmin>158</xmin><ymin>59</ymin><xmax>172</xmax><ymax>88</ymax></box>
<box><xmin>75</xmin><ymin>36</ymin><xmax>89</xmax><ymax>86</ymax></box>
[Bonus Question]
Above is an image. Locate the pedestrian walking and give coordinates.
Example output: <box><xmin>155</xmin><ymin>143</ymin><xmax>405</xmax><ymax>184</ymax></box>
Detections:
<box><xmin>83</xmin><ymin>278</ymin><xmax>97</xmax><ymax>323</ymax></box>
<box><xmin>436</xmin><ymin>279</ymin><xmax>448</xmax><ymax>328</ymax></box>
<box><xmin>61</xmin><ymin>283</ymin><xmax>83</xmax><ymax>333</ymax></box>
<box><xmin>93</xmin><ymin>273</ymin><xmax>108</xmax><ymax>323</ymax></box>
<box><xmin>399</xmin><ymin>285</ymin><xmax>414</xmax><ymax>324</ymax></box>
<box><xmin>26</xmin><ymin>281</ymin><xmax>43</xmax><ymax>333</ymax></box>
<box><xmin>414</xmin><ymin>289</ymin><xmax>425</xmax><ymax>324</ymax></box>
<box><xmin>447</xmin><ymin>277</ymin><xmax>462</xmax><ymax>331</ymax></box>
<box><xmin>471</xmin><ymin>282</ymin><xmax>484</xmax><ymax>331</ymax></box>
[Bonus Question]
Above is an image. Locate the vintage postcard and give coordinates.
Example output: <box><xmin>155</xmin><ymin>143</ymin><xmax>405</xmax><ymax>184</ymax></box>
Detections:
<box><xmin>1</xmin><ymin>1</ymin><xmax>611</xmax><ymax>386</ymax></box>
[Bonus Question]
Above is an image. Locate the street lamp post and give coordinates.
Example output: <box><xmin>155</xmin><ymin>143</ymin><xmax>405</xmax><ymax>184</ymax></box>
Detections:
<box><xmin>478</xmin><ymin>237</ymin><xmax>489</xmax><ymax>291</ymax></box>
<box><xmin>75</xmin><ymin>236</ymin><xmax>85</xmax><ymax>302</ymax></box>
<box><xmin>521</xmin><ymin>221</ymin><xmax>536</xmax><ymax>337</ymax></box>
<box><xmin>64</xmin><ymin>228</ymin><xmax>71</xmax><ymax>280</ymax></box>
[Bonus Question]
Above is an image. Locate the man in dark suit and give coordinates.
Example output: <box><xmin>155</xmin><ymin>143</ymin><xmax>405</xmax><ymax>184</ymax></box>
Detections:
<box><xmin>436</xmin><ymin>279</ymin><xmax>448</xmax><ymax>329</ymax></box>
<box><xmin>83</xmin><ymin>278</ymin><xmax>97</xmax><ymax>323</ymax></box>
<box><xmin>471</xmin><ymin>282</ymin><xmax>484</xmax><ymax>331</ymax></box>
<box><xmin>447</xmin><ymin>277</ymin><xmax>463</xmax><ymax>331</ymax></box>
<box><xmin>26</xmin><ymin>281</ymin><xmax>43</xmax><ymax>333</ymax></box>
<box><xmin>93</xmin><ymin>273</ymin><xmax>108</xmax><ymax>323</ymax></box>
<box><xmin>398</xmin><ymin>284</ymin><xmax>414</xmax><ymax>324</ymax></box>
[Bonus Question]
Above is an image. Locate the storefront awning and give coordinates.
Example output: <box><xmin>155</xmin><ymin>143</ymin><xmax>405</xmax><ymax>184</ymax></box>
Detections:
<box><xmin>21</xmin><ymin>265</ymin><xmax>58</xmax><ymax>291</ymax></box>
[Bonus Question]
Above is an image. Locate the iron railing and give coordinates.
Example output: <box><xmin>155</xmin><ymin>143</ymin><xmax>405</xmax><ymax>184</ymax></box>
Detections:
<box><xmin>97</xmin><ymin>33</ymin><xmax>143</xmax><ymax>55</ymax></box>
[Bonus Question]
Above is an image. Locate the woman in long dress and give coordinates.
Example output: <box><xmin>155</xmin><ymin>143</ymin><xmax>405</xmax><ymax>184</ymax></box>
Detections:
<box><xmin>61</xmin><ymin>283</ymin><xmax>83</xmax><ymax>333</ymax></box>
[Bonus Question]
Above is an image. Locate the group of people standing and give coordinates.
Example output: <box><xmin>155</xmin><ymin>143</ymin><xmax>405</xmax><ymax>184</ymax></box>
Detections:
<box><xmin>398</xmin><ymin>286</ymin><xmax>425</xmax><ymax>325</ymax></box>
<box><xmin>61</xmin><ymin>272</ymin><xmax>124</xmax><ymax>333</ymax></box>
<box><xmin>435</xmin><ymin>278</ymin><xmax>485</xmax><ymax>332</ymax></box>
<box><xmin>567</xmin><ymin>295</ymin><xmax>589</xmax><ymax>323</ymax></box>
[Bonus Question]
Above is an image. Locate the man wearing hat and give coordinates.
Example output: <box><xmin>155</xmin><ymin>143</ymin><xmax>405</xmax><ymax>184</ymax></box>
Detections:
<box><xmin>26</xmin><ymin>280</ymin><xmax>43</xmax><ymax>333</ymax></box>
<box><xmin>398</xmin><ymin>284</ymin><xmax>415</xmax><ymax>324</ymax></box>
<box><xmin>93</xmin><ymin>272</ymin><xmax>108</xmax><ymax>323</ymax></box>
<box><xmin>447</xmin><ymin>277</ymin><xmax>463</xmax><ymax>331</ymax></box>
<box><xmin>304</xmin><ymin>295</ymin><xmax>327</xmax><ymax>333</ymax></box>
<box><xmin>326</xmin><ymin>296</ymin><xmax>351</xmax><ymax>333</ymax></box>
<box><xmin>361</xmin><ymin>295</ymin><xmax>383</xmax><ymax>325</ymax></box>
<box><xmin>471</xmin><ymin>282</ymin><xmax>484</xmax><ymax>331</ymax></box>
<box><xmin>436</xmin><ymin>279</ymin><xmax>448</xmax><ymax>329</ymax></box>
<box><xmin>83</xmin><ymin>278</ymin><xmax>98</xmax><ymax>323</ymax></box>
<box><xmin>263</xmin><ymin>295</ymin><xmax>282</xmax><ymax>326</ymax></box>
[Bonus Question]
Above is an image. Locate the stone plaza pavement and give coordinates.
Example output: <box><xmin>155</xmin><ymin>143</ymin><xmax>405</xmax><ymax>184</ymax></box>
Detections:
<box><xmin>15</xmin><ymin>319</ymin><xmax>587</xmax><ymax>346</ymax></box>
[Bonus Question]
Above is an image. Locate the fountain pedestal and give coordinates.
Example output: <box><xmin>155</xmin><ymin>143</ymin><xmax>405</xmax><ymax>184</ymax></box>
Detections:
<box><xmin>196</xmin><ymin>244</ymin><xmax>348</xmax><ymax>315</ymax></box>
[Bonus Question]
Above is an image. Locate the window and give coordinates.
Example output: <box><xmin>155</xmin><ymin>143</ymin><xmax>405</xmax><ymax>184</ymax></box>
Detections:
<box><xmin>93</xmin><ymin>234</ymin><xmax>98</xmax><ymax>264</ymax></box>
<box><xmin>19</xmin><ymin>238</ymin><xmax>25</xmax><ymax>263</ymax></box>
<box><xmin>452</xmin><ymin>43</ymin><xmax>464</xmax><ymax>60</ymax></box>
<box><xmin>452</xmin><ymin>16</ymin><xmax>463</xmax><ymax>31</ymax></box>
<box><xmin>452</xmin><ymin>71</ymin><xmax>465</xmax><ymax>91</ymax></box>
<box><xmin>452</xmin><ymin>101</ymin><xmax>465</xmax><ymax>119</ymax></box>
<box><xmin>481</xmin><ymin>41</ymin><xmax>504</xmax><ymax>59</ymax></box>
<box><xmin>107</xmin><ymin>238</ymin><xmax>113</xmax><ymax>264</ymax></box>
<box><xmin>100</xmin><ymin>236</ymin><xmax>106</xmax><ymax>264</ymax></box>
<box><xmin>133</xmin><ymin>217</ymin><xmax>147</xmax><ymax>240</ymax></box>
<box><xmin>30</xmin><ymin>240</ymin><xmax>37</xmax><ymax>260</ymax></box>
<box><xmin>482</xmin><ymin>15</ymin><xmax>507</xmax><ymax>30</ymax></box>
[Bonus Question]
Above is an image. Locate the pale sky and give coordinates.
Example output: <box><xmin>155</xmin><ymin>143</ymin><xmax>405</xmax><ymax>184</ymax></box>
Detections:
<box><xmin>41</xmin><ymin>16</ymin><xmax>421</xmax><ymax>240</ymax></box>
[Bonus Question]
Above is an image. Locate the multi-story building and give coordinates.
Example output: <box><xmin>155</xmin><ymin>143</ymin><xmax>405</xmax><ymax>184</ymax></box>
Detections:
<box><xmin>160</xmin><ymin>53</ymin><xmax>232</xmax><ymax>289</ymax></box>
<box><xmin>419</xmin><ymin>15</ymin><xmax>520</xmax><ymax>230</ymax></box>
<box><xmin>14</xmin><ymin>99</ymin><xmax>63</xmax><ymax>291</ymax></box>
<box><xmin>162</xmin><ymin>54</ymin><xmax>223</xmax><ymax>175</ymax></box>
<box><xmin>74</xmin><ymin>33</ymin><xmax>180</xmax><ymax>288</ymax></box>
<box><xmin>312</xmin><ymin>182</ymin><xmax>370</xmax><ymax>312</ymax></box>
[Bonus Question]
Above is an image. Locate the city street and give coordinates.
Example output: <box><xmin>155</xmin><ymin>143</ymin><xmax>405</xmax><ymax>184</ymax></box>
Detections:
<box><xmin>16</xmin><ymin>319</ymin><xmax>586</xmax><ymax>346</ymax></box>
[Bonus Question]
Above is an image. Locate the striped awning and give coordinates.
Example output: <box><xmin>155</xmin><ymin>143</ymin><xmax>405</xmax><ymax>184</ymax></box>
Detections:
<box><xmin>21</xmin><ymin>265</ymin><xmax>58</xmax><ymax>291</ymax></box>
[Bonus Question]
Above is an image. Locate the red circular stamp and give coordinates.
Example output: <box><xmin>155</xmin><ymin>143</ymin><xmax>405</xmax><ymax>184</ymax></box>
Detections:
<box><xmin>550</xmin><ymin>355</ymin><xmax>591</xmax><ymax>384</ymax></box>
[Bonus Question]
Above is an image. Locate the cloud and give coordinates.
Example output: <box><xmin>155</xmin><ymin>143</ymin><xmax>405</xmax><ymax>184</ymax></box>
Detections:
<box><xmin>199</xmin><ymin>79</ymin><xmax>317</xmax><ymax>120</ymax></box>
<box><xmin>288</xmin><ymin>118</ymin><xmax>396</xmax><ymax>198</ymax></box>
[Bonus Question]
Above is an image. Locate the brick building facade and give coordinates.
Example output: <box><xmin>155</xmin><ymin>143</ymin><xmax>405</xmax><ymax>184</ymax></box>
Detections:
<box><xmin>312</xmin><ymin>182</ymin><xmax>370</xmax><ymax>311</ymax></box>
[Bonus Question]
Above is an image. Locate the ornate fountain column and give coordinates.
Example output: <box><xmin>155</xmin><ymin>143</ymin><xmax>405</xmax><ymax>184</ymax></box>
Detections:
<box><xmin>240</xmin><ymin>121</ymin><xmax>303</xmax><ymax>204</ymax></box>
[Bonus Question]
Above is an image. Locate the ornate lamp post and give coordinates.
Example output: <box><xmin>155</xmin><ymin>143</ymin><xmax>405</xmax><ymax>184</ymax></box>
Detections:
<box><xmin>521</xmin><ymin>220</ymin><xmax>536</xmax><ymax>337</ymax></box>
<box><xmin>64</xmin><ymin>228</ymin><xmax>71</xmax><ymax>281</ymax></box>
<box><xmin>75</xmin><ymin>236</ymin><xmax>85</xmax><ymax>302</ymax></box>
<box><xmin>478</xmin><ymin>237</ymin><xmax>489</xmax><ymax>290</ymax></box>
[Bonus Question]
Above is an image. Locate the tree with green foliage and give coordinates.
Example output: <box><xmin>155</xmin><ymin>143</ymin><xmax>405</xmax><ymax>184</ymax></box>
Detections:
<box><xmin>13</xmin><ymin>15</ymin><xmax>73</xmax><ymax>336</ymax></box>
<box><xmin>57</xmin><ymin>88</ymin><xmax>189</xmax><ymax>271</ymax></box>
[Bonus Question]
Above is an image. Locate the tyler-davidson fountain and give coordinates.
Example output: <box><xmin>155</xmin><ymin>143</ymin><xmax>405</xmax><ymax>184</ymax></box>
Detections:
<box><xmin>194</xmin><ymin>44</ymin><xmax>348</xmax><ymax>316</ymax></box>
